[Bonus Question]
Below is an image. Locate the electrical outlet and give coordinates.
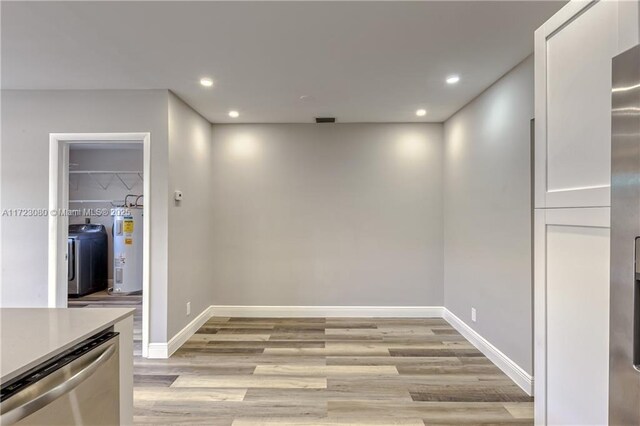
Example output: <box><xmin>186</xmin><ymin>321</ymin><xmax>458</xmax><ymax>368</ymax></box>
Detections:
<box><xmin>471</xmin><ymin>307</ymin><xmax>477</xmax><ymax>322</ymax></box>
<box><xmin>186</xmin><ymin>302</ymin><xmax>191</xmax><ymax>316</ymax></box>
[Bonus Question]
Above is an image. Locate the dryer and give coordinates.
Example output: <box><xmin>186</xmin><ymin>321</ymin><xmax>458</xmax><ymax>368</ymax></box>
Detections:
<box><xmin>68</xmin><ymin>224</ymin><xmax>108</xmax><ymax>297</ymax></box>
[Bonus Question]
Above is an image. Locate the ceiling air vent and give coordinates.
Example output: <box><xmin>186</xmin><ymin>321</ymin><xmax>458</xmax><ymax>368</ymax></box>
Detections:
<box><xmin>315</xmin><ymin>117</ymin><xmax>336</xmax><ymax>123</ymax></box>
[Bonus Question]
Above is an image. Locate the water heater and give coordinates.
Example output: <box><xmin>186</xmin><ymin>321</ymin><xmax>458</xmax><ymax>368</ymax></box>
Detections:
<box><xmin>111</xmin><ymin>207</ymin><xmax>143</xmax><ymax>294</ymax></box>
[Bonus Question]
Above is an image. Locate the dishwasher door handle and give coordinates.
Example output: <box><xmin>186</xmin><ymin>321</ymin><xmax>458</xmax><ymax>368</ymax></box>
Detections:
<box><xmin>0</xmin><ymin>342</ymin><xmax>116</xmax><ymax>425</ymax></box>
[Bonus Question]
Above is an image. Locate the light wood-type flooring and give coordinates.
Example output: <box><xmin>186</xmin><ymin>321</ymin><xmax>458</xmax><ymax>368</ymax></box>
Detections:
<box><xmin>69</xmin><ymin>290</ymin><xmax>143</xmax><ymax>356</ymax></box>
<box><xmin>70</xmin><ymin>294</ymin><xmax>533</xmax><ymax>425</ymax></box>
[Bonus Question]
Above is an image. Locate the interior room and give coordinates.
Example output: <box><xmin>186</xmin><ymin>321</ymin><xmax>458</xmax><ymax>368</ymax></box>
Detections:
<box><xmin>0</xmin><ymin>1</ymin><xmax>638</xmax><ymax>425</ymax></box>
<box><xmin>66</xmin><ymin>143</ymin><xmax>144</xmax><ymax>356</ymax></box>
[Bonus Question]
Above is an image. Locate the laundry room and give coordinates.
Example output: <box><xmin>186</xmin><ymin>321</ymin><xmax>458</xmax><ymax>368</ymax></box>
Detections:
<box><xmin>66</xmin><ymin>142</ymin><xmax>144</xmax><ymax>315</ymax></box>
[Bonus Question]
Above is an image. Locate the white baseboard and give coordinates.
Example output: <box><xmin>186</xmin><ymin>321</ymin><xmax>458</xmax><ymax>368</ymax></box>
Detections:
<box><xmin>443</xmin><ymin>308</ymin><xmax>533</xmax><ymax>396</ymax></box>
<box><xmin>147</xmin><ymin>306</ymin><xmax>214</xmax><ymax>359</ymax></box>
<box><xmin>147</xmin><ymin>343</ymin><xmax>168</xmax><ymax>359</ymax></box>
<box><xmin>210</xmin><ymin>305</ymin><xmax>445</xmax><ymax>318</ymax></box>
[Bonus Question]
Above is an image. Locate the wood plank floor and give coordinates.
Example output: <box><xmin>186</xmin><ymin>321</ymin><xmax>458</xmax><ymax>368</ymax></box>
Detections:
<box><xmin>135</xmin><ymin>317</ymin><xmax>533</xmax><ymax>425</ymax></box>
<box><xmin>68</xmin><ymin>291</ymin><xmax>143</xmax><ymax>356</ymax></box>
<box><xmin>70</xmin><ymin>294</ymin><xmax>532</xmax><ymax>424</ymax></box>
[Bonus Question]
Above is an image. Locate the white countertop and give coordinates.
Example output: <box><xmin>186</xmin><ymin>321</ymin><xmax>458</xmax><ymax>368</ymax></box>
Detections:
<box><xmin>0</xmin><ymin>308</ymin><xmax>134</xmax><ymax>383</ymax></box>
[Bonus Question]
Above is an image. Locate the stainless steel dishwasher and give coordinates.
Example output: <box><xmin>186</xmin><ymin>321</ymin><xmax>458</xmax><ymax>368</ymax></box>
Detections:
<box><xmin>0</xmin><ymin>331</ymin><xmax>120</xmax><ymax>425</ymax></box>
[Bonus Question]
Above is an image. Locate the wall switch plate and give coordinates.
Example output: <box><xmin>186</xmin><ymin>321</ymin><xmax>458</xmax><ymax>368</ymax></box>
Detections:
<box><xmin>186</xmin><ymin>302</ymin><xmax>191</xmax><ymax>316</ymax></box>
<box><xmin>174</xmin><ymin>190</ymin><xmax>183</xmax><ymax>201</ymax></box>
<box><xmin>471</xmin><ymin>307</ymin><xmax>477</xmax><ymax>322</ymax></box>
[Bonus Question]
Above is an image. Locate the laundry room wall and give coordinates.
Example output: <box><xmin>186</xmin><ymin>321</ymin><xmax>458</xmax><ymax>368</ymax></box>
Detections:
<box><xmin>68</xmin><ymin>147</ymin><xmax>144</xmax><ymax>281</ymax></box>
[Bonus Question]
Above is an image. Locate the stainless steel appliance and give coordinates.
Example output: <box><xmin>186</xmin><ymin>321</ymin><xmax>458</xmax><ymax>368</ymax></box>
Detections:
<box><xmin>0</xmin><ymin>331</ymin><xmax>120</xmax><ymax>425</ymax></box>
<box><xmin>68</xmin><ymin>224</ymin><xmax>108</xmax><ymax>297</ymax></box>
<box><xmin>610</xmin><ymin>43</ymin><xmax>640</xmax><ymax>424</ymax></box>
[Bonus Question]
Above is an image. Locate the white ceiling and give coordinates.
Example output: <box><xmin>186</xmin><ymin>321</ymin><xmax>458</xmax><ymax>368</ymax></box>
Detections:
<box><xmin>1</xmin><ymin>1</ymin><xmax>564</xmax><ymax>123</ymax></box>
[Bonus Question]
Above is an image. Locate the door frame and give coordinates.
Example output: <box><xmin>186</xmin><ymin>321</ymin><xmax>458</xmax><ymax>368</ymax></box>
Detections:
<box><xmin>48</xmin><ymin>132</ymin><xmax>151</xmax><ymax>358</ymax></box>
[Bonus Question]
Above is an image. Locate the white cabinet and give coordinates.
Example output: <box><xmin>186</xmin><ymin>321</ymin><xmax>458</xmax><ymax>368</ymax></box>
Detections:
<box><xmin>535</xmin><ymin>0</ymin><xmax>617</xmax><ymax>209</ymax></box>
<box><xmin>535</xmin><ymin>208</ymin><xmax>610</xmax><ymax>425</ymax></box>
<box><xmin>546</xmin><ymin>223</ymin><xmax>610</xmax><ymax>425</ymax></box>
<box><xmin>533</xmin><ymin>0</ymin><xmax>627</xmax><ymax>424</ymax></box>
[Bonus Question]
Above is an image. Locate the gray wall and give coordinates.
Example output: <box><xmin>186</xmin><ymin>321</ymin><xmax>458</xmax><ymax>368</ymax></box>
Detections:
<box><xmin>167</xmin><ymin>93</ymin><xmax>214</xmax><ymax>338</ymax></box>
<box><xmin>69</xmin><ymin>147</ymin><xmax>144</xmax><ymax>280</ymax></box>
<box><xmin>0</xmin><ymin>90</ymin><xmax>170</xmax><ymax>343</ymax></box>
<box><xmin>1</xmin><ymin>86</ymin><xmax>534</xmax><ymax>364</ymax></box>
<box><xmin>443</xmin><ymin>56</ymin><xmax>533</xmax><ymax>373</ymax></box>
<box><xmin>209</xmin><ymin>123</ymin><xmax>444</xmax><ymax>306</ymax></box>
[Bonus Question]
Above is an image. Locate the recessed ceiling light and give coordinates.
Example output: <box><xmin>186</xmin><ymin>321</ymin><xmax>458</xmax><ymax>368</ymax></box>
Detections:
<box><xmin>446</xmin><ymin>75</ymin><xmax>460</xmax><ymax>84</ymax></box>
<box><xmin>228</xmin><ymin>110</ymin><xmax>240</xmax><ymax>118</ymax></box>
<box><xmin>200</xmin><ymin>78</ymin><xmax>213</xmax><ymax>87</ymax></box>
<box><xmin>416</xmin><ymin>109</ymin><xmax>427</xmax><ymax>117</ymax></box>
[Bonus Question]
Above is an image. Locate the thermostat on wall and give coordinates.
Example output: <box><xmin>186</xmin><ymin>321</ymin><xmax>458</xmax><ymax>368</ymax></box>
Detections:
<box><xmin>174</xmin><ymin>190</ymin><xmax>183</xmax><ymax>201</ymax></box>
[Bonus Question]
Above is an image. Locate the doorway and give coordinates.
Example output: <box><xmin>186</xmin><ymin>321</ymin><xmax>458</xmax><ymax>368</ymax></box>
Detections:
<box><xmin>48</xmin><ymin>133</ymin><xmax>151</xmax><ymax>358</ymax></box>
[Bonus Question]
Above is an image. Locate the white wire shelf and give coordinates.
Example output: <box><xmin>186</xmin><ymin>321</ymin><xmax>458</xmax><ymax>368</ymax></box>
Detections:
<box><xmin>69</xmin><ymin>170</ymin><xmax>143</xmax><ymax>191</ymax></box>
<box><xmin>68</xmin><ymin>199</ymin><xmax>124</xmax><ymax>204</ymax></box>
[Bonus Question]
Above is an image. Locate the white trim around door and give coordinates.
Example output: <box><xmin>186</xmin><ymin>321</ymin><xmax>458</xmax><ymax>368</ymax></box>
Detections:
<box><xmin>48</xmin><ymin>132</ymin><xmax>152</xmax><ymax>358</ymax></box>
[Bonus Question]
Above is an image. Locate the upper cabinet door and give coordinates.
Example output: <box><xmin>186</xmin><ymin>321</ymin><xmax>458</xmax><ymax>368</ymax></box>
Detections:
<box><xmin>535</xmin><ymin>0</ymin><xmax>618</xmax><ymax>209</ymax></box>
